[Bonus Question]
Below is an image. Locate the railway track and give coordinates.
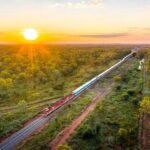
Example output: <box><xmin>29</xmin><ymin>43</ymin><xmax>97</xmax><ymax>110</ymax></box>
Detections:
<box><xmin>0</xmin><ymin>94</ymin><xmax>81</xmax><ymax>150</ymax></box>
<box><xmin>0</xmin><ymin>97</ymin><xmax>61</xmax><ymax>114</ymax></box>
<box><xmin>0</xmin><ymin>50</ymin><xmax>137</xmax><ymax>150</ymax></box>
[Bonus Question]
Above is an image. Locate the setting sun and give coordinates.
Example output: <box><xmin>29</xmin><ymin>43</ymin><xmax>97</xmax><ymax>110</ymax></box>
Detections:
<box><xmin>23</xmin><ymin>28</ymin><xmax>39</xmax><ymax>41</ymax></box>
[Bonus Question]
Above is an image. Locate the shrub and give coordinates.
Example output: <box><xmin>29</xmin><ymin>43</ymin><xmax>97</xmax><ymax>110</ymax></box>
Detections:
<box><xmin>57</xmin><ymin>144</ymin><xmax>73</xmax><ymax>150</ymax></box>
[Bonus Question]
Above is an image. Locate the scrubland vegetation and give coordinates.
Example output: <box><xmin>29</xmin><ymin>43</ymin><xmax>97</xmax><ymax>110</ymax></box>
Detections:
<box><xmin>0</xmin><ymin>45</ymin><xmax>129</xmax><ymax>137</ymax></box>
<box><xmin>19</xmin><ymin>88</ymin><xmax>96</xmax><ymax>150</ymax></box>
<box><xmin>68</xmin><ymin>59</ymin><xmax>143</xmax><ymax>150</ymax></box>
<box><xmin>0</xmin><ymin>45</ymin><xmax>129</xmax><ymax>106</ymax></box>
<box><xmin>18</xmin><ymin>52</ymin><xmax>137</xmax><ymax>150</ymax></box>
<box><xmin>1</xmin><ymin>45</ymin><xmax>149</xmax><ymax>150</ymax></box>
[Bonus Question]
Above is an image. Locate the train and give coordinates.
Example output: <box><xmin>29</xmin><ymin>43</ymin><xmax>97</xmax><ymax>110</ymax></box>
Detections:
<box><xmin>42</xmin><ymin>51</ymin><xmax>135</xmax><ymax>116</ymax></box>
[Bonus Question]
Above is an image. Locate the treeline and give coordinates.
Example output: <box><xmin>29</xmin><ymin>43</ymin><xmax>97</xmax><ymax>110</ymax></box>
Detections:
<box><xmin>0</xmin><ymin>45</ymin><xmax>130</xmax><ymax>105</ymax></box>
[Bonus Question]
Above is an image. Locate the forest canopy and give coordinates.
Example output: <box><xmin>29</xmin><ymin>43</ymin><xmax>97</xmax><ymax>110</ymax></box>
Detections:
<box><xmin>0</xmin><ymin>45</ymin><xmax>130</xmax><ymax>106</ymax></box>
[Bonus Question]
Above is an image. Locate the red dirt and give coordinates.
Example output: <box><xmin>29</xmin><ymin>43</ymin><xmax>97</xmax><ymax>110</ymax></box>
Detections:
<box><xmin>50</xmin><ymin>86</ymin><xmax>112</xmax><ymax>150</ymax></box>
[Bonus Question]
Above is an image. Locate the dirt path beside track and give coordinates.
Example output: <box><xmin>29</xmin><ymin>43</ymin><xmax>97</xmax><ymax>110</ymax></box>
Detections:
<box><xmin>50</xmin><ymin>85</ymin><xmax>113</xmax><ymax>150</ymax></box>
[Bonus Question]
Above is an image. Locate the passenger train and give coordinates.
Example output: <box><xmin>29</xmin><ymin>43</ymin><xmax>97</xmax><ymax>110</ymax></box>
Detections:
<box><xmin>42</xmin><ymin>51</ymin><xmax>135</xmax><ymax>116</ymax></box>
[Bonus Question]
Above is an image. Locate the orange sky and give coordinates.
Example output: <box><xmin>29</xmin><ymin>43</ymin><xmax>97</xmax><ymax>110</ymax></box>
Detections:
<box><xmin>0</xmin><ymin>0</ymin><xmax>150</xmax><ymax>44</ymax></box>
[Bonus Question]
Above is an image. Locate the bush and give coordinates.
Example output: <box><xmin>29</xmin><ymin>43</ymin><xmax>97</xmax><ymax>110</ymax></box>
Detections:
<box><xmin>57</xmin><ymin>144</ymin><xmax>73</xmax><ymax>150</ymax></box>
<box><xmin>140</xmin><ymin>98</ymin><xmax>150</xmax><ymax>114</ymax></box>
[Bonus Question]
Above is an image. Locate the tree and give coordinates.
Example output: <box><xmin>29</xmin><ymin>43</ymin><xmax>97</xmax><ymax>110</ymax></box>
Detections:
<box><xmin>0</xmin><ymin>70</ymin><xmax>10</xmax><ymax>78</ymax></box>
<box><xmin>17</xmin><ymin>100</ymin><xmax>27</xmax><ymax>113</ymax></box>
<box><xmin>140</xmin><ymin>98</ymin><xmax>150</xmax><ymax>114</ymax></box>
<box><xmin>0</xmin><ymin>78</ymin><xmax>13</xmax><ymax>98</ymax></box>
<box><xmin>16</xmin><ymin>72</ymin><xmax>28</xmax><ymax>83</ymax></box>
<box><xmin>57</xmin><ymin>144</ymin><xmax>73</xmax><ymax>150</ymax></box>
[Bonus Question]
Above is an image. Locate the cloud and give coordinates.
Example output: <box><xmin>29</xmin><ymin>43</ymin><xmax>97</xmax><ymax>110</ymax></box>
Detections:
<box><xmin>129</xmin><ymin>27</ymin><xmax>150</xmax><ymax>32</ymax></box>
<box><xmin>78</xmin><ymin>33</ymin><xmax>129</xmax><ymax>38</ymax></box>
<box><xmin>50</xmin><ymin>0</ymin><xmax>103</xmax><ymax>8</ymax></box>
<box><xmin>90</xmin><ymin>0</ymin><xmax>102</xmax><ymax>5</ymax></box>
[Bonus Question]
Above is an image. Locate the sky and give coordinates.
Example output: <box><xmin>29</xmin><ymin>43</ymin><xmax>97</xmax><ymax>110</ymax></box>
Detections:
<box><xmin>0</xmin><ymin>0</ymin><xmax>150</xmax><ymax>44</ymax></box>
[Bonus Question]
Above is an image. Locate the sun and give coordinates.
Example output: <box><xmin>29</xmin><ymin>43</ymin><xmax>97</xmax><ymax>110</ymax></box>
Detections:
<box><xmin>23</xmin><ymin>28</ymin><xmax>39</xmax><ymax>41</ymax></box>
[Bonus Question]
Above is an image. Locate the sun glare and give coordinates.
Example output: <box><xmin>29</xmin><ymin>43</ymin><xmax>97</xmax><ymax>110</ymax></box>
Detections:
<box><xmin>23</xmin><ymin>28</ymin><xmax>39</xmax><ymax>41</ymax></box>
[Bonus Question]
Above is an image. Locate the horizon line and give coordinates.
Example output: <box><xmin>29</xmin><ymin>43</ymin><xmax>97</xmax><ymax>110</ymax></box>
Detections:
<box><xmin>0</xmin><ymin>42</ymin><xmax>150</xmax><ymax>46</ymax></box>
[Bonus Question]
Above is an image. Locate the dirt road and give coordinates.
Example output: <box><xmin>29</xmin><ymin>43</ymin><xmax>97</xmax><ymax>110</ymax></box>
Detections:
<box><xmin>50</xmin><ymin>85</ymin><xmax>112</xmax><ymax>150</ymax></box>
